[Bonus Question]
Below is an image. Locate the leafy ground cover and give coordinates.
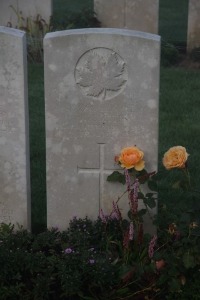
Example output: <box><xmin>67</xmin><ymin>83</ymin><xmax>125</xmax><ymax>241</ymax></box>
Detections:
<box><xmin>1</xmin><ymin>151</ymin><xmax>200</xmax><ymax>299</ymax></box>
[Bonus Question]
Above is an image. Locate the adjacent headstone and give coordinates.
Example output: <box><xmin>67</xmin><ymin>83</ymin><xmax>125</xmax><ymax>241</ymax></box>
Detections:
<box><xmin>94</xmin><ymin>0</ymin><xmax>159</xmax><ymax>34</ymax></box>
<box><xmin>187</xmin><ymin>0</ymin><xmax>200</xmax><ymax>52</ymax></box>
<box><xmin>44</xmin><ymin>28</ymin><xmax>160</xmax><ymax>230</ymax></box>
<box><xmin>0</xmin><ymin>0</ymin><xmax>52</xmax><ymax>28</ymax></box>
<box><xmin>0</xmin><ymin>27</ymin><xmax>31</xmax><ymax>229</ymax></box>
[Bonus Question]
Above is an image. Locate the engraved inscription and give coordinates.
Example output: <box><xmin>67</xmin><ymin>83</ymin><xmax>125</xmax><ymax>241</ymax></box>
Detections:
<box><xmin>75</xmin><ymin>102</ymin><xmax>137</xmax><ymax>139</ymax></box>
<box><xmin>75</xmin><ymin>48</ymin><xmax>128</xmax><ymax>100</ymax></box>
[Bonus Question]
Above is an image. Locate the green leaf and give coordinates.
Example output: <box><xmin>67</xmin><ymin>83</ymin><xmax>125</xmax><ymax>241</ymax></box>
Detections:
<box><xmin>138</xmin><ymin>192</ymin><xmax>144</xmax><ymax>199</ymax></box>
<box><xmin>172</xmin><ymin>180</ymin><xmax>181</xmax><ymax>189</ymax></box>
<box><xmin>170</xmin><ymin>278</ymin><xmax>181</xmax><ymax>292</ymax></box>
<box><xmin>107</xmin><ymin>171</ymin><xmax>126</xmax><ymax>184</ymax></box>
<box><xmin>148</xmin><ymin>179</ymin><xmax>158</xmax><ymax>191</ymax></box>
<box><xmin>146</xmin><ymin>193</ymin><xmax>155</xmax><ymax>197</ymax></box>
<box><xmin>144</xmin><ymin>197</ymin><xmax>156</xmax><ymax>209</ymax></box>
<box><xmin>136</xmin><ymin>169</ymin><xmax>148</xmax><ymax>184</ymax></box>
<box><xmin>183</xmin><ymin>252</ymin><xmax>196</xmax><ymax>269</ymax></box>
<box><xmin>137</xmin><ymin>209</ymin><xmax>147</xmax><ymax>217</ymax></box>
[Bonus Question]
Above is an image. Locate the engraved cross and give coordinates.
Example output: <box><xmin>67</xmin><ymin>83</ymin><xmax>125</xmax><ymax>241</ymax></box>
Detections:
<box><xmin>77</xmin><ymin>143</ymin><xmax>121</xmax><ymax>209</ymax></box>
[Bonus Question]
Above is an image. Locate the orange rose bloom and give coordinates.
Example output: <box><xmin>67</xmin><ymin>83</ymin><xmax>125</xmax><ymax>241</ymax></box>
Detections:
<box><xmin>118</xmin><ymin>146</ymin><xmax>145</xmax><ymax>171</ymax></box>
<box><xmin>163</xmin><ymin>146</ymin><xmax>189</xmax><ymax>170</ymax></box>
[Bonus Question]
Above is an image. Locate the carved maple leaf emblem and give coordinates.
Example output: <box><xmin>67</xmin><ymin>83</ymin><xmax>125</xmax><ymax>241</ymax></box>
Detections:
<box><xmin>76</xmin><ymin>49</ymin><xmax>127</xmax><ymax>100</ymax></box>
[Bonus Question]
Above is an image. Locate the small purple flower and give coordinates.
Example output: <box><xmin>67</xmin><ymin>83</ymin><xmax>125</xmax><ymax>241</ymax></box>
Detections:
<box><xmin>148</xmin><ymin>235</ymin><xmax>157</xmax><ymax>258</ymax></box>
<box><xmin>129</xmin><ymin>222</ymin><xmax>134</xmax><ymax>240</ymax></box>
<box><xmin>111</xmin><ymin>201</ymin><xmax>122</xmax><ymax>220</ymax></box>
<box><xmin>100</xmin><ymin>208</ymin><xmax>107</xmax><ymax>223</ymax></box>
<box><xmin>129</xmin><ymin>179</ymin><xmax>139</xmax><ymax>214</ymax></box>
<box><xmin>64</xmin><ymin>248</ymin><xmax>73</xmax><ymax>254</ymax></box>
<box><xmin>124</xmin><ymin>169</ymin><xmax>131</xmax><ymax>191</ymax></box>
<box><xmin>89</xmin><ymin>259</ymin><xmax>95</xmax><ymax>264</ymax></box>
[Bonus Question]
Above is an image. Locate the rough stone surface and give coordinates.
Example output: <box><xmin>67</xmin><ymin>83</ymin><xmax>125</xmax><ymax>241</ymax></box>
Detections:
<box><xmin>44</xmin><ymin>28</ymin><xmax>160</xmax><ymax>230</ymax></box>
<box><xmin>0</xmin><ymin>0</ymin><xmax>52</xmax><ymax>27</ymax></box>
<box><xmin>0</xmin><ymin>26</ymin><xmax>31</xmax><ymax>229</ymax></box>
<box><xmin>94</xmin><ymin>0</ymin><xmax>159</xmax><ymax>34</ymax></box>
<box><xmin>187</xmin><ymin>0</ymin><xmax>200</xmax><ymax>52</ymax></box>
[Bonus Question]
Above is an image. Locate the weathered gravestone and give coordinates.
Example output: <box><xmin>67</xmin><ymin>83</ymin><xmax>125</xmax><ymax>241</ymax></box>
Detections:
<box><xmin>187</xmin><ymin>0</ymin><xmax>200</xmax><ymax>52</ymax></box>
<box><xmin>44</xmin><ymin>28</ymin><xmax>160</xmax><ymax>230</ymax></box>
<box><xmin>0</xmin><ymin>27</ymin><xmax>31</xmax><ymax>229</ymax></box>
<box><xmin>0</xmin><ymin>0</ymin><xmax>52</xmax><ymax>27</ymax></box>
<box><xmin>94</xmin><ymin>0</ymin><xmax>159</xmax><ymax>34</ymax></box>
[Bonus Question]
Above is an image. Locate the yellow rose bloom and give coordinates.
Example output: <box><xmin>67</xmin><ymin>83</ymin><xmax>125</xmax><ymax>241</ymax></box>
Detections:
<box><xmin>118</xmin><ymin>146</ymin><xmax>145</xmax><ymax>171</ymax></box>
<box><xmin>163</xmin><ymin>146</ymin><xmax>189</xmax><ymax>170</ymax></box>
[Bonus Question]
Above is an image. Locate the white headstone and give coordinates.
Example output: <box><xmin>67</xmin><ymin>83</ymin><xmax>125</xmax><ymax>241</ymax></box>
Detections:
<box><xmin>187</xmin><ymin>0</ymin><xmax>200</xmax><ymax>52</ymax></box>
<box><xmin>0</xmin><ymin>26</ymin><xmax>31</xmax><ymax>229</ymax></box>
<box><xmin>44</xmin><ymin>28</ymin><xmax>160</xmax><ymax>230</ymax></box>
<box><xmin>94</xmin><ymin>0</ymin><xmax>159</xmax><ymax>34</ymax></box>
<box><xmin>0</xmin><ymin>0</ymin><xmax>52</xmax><ymax>27</ymax></box>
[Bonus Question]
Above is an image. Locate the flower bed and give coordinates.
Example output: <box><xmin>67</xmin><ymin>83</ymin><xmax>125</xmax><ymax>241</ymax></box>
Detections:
<box><xmin>0</xmin><ymin>146</ymin><xmax>200</xmax><ymax>299</ymax></box>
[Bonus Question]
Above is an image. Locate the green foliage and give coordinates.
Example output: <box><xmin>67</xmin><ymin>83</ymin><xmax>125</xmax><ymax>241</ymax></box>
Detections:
<box><xmin>161</xmin><ymin>41</ymin><xmax>180</xmax><ymax>66</ymax></box>
<box><xmin>107</xmin><ymin>171</ymin><xmax>126</xmax><ymax>184</ymax></box>
<box><xmin>7</xmin><ymin>4</ymin><xmax>100</xmax><ymax>63</ymax></box>
<box><xmin>105</xmin><ymin>145</ymin><xmax>200</xmax><ymax>299</ymax></box>
<box><xmin>50</xmin><ymin>8</ymin><xmax>101</xmax><ymax>31</ymax></box>
<box><xmin>8</xmin><ymin>5</ymin><xmax>51</xmax><ymax>63</ymax></box>
<box><xmin>0</xmin><ymin>220</ymin><xmax>119</xmax><ymax>299</ymax></box>
<box><xmin>1</xmin><ymin>153</ymin><xmax>200</xmax><ymax>299</ymax></box>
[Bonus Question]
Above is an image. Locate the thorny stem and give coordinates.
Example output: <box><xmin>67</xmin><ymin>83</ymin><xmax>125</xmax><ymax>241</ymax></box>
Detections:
<box><xmin>116</xmin><ymin>188</ymin><xmax>129</xmax><ymax>204</ymax></box>
<box><xmin>154</xmin><ymin>241</ymin><xmax>169</xmax><ymax>254</ymax></box>
<box><xmin>116</xmin><ymin>171</ymin><xmax>156</xmax><ymax>204</ymax></box>
<box><xmin>144</xmin><ymin>203</ymin><xmax>154</xmax><ymax>222</ymax></box>
<box><xmin>119</xmin><ymin>283</ymin><xmax>156</xmax><ymax>299</ymax></box>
